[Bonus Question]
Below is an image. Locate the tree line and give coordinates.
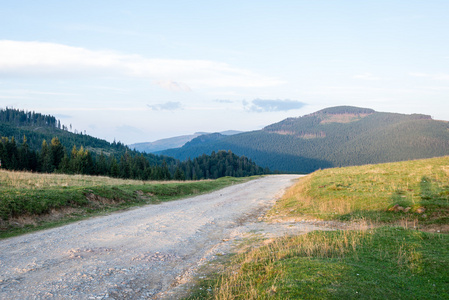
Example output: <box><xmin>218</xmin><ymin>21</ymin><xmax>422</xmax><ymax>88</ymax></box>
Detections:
<box><xmin>0</xmin><ymin>136</ymin><xmax>268</xmax><ymax>180</ymax></box>
<box><xmin>0</xmin><ymin>107</ymin><xmax>59</xmax><ymax>129</ymax></box>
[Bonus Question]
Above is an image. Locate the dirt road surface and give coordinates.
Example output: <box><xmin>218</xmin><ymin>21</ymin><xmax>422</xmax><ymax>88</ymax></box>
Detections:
<box><xmin>0</xmin><ymin>175</ymin><xmax>325</xmax><ymax>299</ymax></box>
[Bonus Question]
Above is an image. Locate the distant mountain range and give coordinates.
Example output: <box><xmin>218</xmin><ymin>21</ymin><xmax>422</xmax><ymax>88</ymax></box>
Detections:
<box><xmin>0</xmin><ymin>108</ymin><xmax>267</xmax><ymax>180</ymax></box>
<box><xmin>160</xmin><ymin>106</ymin><xmax>449</xmax><ymax>173</ymax></box>
<box><xmin>129</xmin><ymin>130</ymin><xmax>243</xmax><ymax>153</ymax></box>
<box><xmin>3</xmin><ymin>106</ymin><xmax>448</xmax><ymax>175</ymax></box>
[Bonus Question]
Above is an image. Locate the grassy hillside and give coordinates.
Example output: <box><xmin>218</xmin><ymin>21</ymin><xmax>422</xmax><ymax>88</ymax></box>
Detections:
<box><xmin>162</xmin><ymin>106</ymin><xmax>449</xmax><ymax>173</ymax></box>
<box><xmin>272</xmin><ymin>156</ymin><xmax>449</xmax><ymax>228</ymax></box>
<box><xmin>0</xmin><ymin>170</ymin><xmax>251</xmax><ymax>238</ymax></box>
<box><xmin>187</xmin><ymin>156</ymin><xmax>449</xmax><ymax>299</ymax></box>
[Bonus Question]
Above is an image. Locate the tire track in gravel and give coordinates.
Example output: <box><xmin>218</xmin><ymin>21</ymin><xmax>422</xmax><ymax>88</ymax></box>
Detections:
<box><xmin>0</xmin><ymin>175</ymin><xmax>309</xmax><ymax>299</ymax></box>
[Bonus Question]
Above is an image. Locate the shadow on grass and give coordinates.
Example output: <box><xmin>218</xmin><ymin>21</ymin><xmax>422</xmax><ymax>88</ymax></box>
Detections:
<box><xmin>416</xmin><ymin>176</ymin><xmax>449</xmax><ymax>225</ymax></box>
<box><xmin>338</xmin><ymin>176</ymin><xmax>449</xmax><ymax>226</ymax></box>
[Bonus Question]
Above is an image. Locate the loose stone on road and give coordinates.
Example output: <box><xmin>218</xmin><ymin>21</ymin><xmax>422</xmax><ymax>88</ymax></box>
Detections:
<box><xmin>0</xmin><ymin>175</ymin><xmax>323</xmax><ymax>299</ymax></box>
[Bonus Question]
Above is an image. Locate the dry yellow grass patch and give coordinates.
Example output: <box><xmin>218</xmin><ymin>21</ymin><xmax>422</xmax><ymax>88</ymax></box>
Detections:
<box><xmin>0</xmin><ymin>169</ymin><xmax>195</xmax><ymax>189</ymax></box>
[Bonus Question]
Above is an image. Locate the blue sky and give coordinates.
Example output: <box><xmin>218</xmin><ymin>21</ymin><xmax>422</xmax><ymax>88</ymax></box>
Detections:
<box><xmin>1</xmin><ymin>1</ymin><xmax>448</xmax><ymax>144</ymax></box>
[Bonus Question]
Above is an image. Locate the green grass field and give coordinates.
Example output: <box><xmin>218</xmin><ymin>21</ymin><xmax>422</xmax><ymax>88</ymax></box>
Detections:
<box><xmin>0</xmin><ymin>170</ymin><xmax>251</xmax><ymax>238</ymax></box>
<box><xmin>190</xmin><ymin>227</ymin><xmax>449</xmax><ymax>299</ymax></box>
<box><xmin>187</xmin><ymin>157</ymin><xmax>449</xmax><ymax>299</ymax></box>
<box><xmin>271</xmin><ymin>156</ymin><xmax>449</xmax><ymax>228</ymax></box>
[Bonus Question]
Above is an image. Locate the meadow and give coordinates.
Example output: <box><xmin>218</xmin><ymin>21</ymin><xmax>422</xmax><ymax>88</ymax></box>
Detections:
<box><xmin>0</xmin><ymin>170</ymin><xmax>250</xmax><ymax>238</ymax></box>
<box><xmin>271</xmin><ymin>156</ymin><xmax>449</xmax><ymax>228</ymax></box>
<box><xmin>188</xmin><ymin>156</ymin><xmax>449</xmax><ymax>299</ymax></box>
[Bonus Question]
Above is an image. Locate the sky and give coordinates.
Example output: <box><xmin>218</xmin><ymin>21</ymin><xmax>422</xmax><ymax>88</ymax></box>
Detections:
<box><xmin>1</xmin><ymin>1</ymin><xmax>448</xmax><ymax>144</ymax></box>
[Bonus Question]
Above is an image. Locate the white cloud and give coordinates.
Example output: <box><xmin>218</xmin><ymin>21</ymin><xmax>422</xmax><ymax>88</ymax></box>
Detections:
<box><xmin>245</xmin><ymin>99</ymin><xmax>306</xmax><ymax>112</ymax></box>
<box><xmin>0</xmin><ymin>40</ymin><xmax>284</xmax><ymax>88</ymax></box>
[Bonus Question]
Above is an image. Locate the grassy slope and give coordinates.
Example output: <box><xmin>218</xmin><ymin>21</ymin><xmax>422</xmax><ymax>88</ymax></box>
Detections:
<box><xmin>188</xmin><ymin>157</ymin><xmax>449</xmax><ymax>299</ymax></box>
<box><xmin>0</xmin><ymin>170</ymin><xmax>251</xmax><ymax>239</ymax></box>
<box><xmin>271</xmin><ymin>156</ymin><xmax>449</xmax><ymax>227</ymax></box>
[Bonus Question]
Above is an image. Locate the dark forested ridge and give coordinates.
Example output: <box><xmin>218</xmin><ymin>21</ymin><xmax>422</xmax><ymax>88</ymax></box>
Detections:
<box><xmin>0</xmin><ymin>108</ymin><xmax>268</xmax><ymax>180</ymax></box>
<box><xmin>5</xmin><ymin>106</ymin><xmax>448</xmax><ymax>176</ymax></box>
<box><xmin>0</xmin><ymin>108</ymin><xmax>129</xmax><ymax>156</ymax></box>
<box><xmin>161</xmin><ymin>106</ymin><xmax>449</xmax><ymax>173</ymax></box>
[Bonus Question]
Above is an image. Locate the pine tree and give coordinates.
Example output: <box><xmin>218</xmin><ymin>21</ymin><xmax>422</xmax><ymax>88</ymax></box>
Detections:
<box><xmin>39</xmin><ymin>140</ymin><xmax>53</xmax><ymax>172</ymax></box>
<box><xmin>160</xmin><ymin>160</ymin><xmax>171</xmax><ymax>180</ymax></box>
<box><xmin>173</xmin><ymin>166</ymin><xmax>185</xmax><ymax>180</ymax></box>
<box><xmin>109</xmin><ymin>157</ymin><xmax>120</xmax><ymax>178</ymax></box>
<box><xmin>50</xmin><ymin>137</ymin><xmax>65</xmax><ymax>170</ymax></box>
<box><xmin>18</xmin><ymin>135</ymin><xmax>30</xmax><ymax>170</ymax></box>
<box><xmin>95</xmin><ymin>152</ymin><xmax>108</xmax><ymax>175</ymax></box>
<box><xmin>119</xmin><ymin>153</ymin><xmax>131</xmax><ymax>179</ymax></box>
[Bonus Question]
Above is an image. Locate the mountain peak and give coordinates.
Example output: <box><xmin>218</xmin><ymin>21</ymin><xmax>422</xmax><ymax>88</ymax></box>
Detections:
<box><xmin>263</xmin><ymin>106</ymin><xmax>376</xmax><ymax>133</ymax></box>
<box><xmin>311</xmin><ymin>106</ymin><xmax>375</xmax><ymax>116</ymax></box>
<box><xmin>310</xmin><ymin>106</ymin><xmax>375</xmax><ymax>124</ymax></box>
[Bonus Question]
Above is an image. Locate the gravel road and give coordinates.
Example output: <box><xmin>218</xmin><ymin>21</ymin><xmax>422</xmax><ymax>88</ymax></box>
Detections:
<box><xmin>0</xmin><ymin>175</ymin><xmax>321</xmax><ymax>299</ymax></box>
